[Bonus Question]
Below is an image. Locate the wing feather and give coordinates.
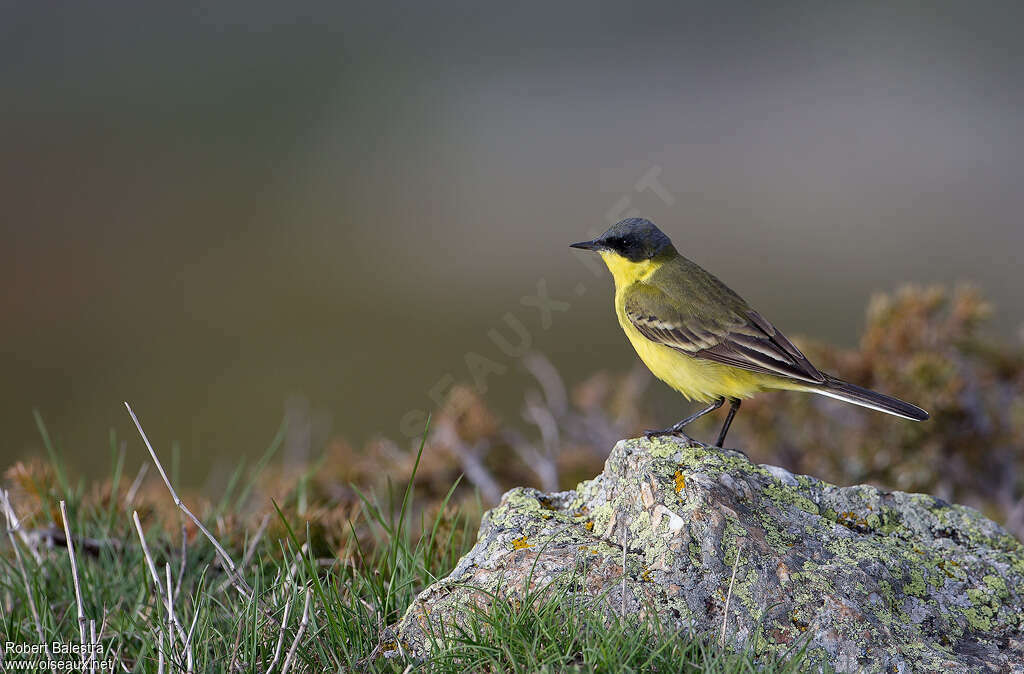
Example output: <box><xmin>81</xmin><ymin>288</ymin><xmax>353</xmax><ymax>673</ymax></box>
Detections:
<box><xmin>624</xmin><ymin>285</ymin><xmax>825</xmax><ymax>385</ymax></box>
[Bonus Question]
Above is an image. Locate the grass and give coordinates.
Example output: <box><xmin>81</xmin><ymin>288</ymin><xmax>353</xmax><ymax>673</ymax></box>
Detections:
<box><xmin>420</xmin><ymin>573</ymin><xmax>811</xmax><ymax>673</ymax></box>
<box><xmin>0</xmin><ymin>408</ymin><xmax>812</xmax><ymax>672</ymax></box>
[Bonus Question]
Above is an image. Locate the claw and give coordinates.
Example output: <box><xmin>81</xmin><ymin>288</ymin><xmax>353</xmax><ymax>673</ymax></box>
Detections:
<box><xmin>644</xmin><ymin>429</ymin><xmax>693</xmax><ymax>441</ymax></box>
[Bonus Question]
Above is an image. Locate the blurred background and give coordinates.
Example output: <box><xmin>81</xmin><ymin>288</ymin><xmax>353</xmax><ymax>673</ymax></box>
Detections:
<box><xmin>3</xmin><ymin>1</ymin><xmax>1023</xmax><ymax>498</ymax></box>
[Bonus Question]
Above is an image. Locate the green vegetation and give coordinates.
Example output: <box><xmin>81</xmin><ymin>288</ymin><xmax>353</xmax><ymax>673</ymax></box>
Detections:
<box><xmin>1</xmin><ymin>415</ymin><xmax>808</xmax><ymax>672</ymax></box>
<box><xmin>420</xmin><ymin>584</ymin><xmax>810</xmax><ymax>673</ymax></box>
<box><xmin>5</xmin><ymin>283</ymin><xmax>1012</xmax><ymax>670</ymax></box>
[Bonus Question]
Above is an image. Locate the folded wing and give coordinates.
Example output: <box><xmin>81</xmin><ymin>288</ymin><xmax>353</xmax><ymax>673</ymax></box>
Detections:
<box><xmin>624</xmin><ymin>283</ymin><xmax>825</xmax><ymax>385</ymax></box>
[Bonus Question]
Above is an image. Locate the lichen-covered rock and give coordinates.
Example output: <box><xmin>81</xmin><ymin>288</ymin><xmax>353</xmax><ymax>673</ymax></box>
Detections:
<box><xmin>390</xmin><ymin>437</ymin><xmax>1024</xmax><ymax>672</ymax></box>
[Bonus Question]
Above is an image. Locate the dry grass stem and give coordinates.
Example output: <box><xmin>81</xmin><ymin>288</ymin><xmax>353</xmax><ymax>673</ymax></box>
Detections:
<box><xmin>720</xmin><ymin>542</ymin><xmax>745</xmax><ymax>648</ymax></box>
<box><xmin>280</xmin><ymin>586</ymin><xmax>312</xmax><ymax>674</ymax></box>
<box><xmin>218</xmin><ymin>513</ymin><xmax>269</xmax><ymax>594</ymax></box>
<box><xmin>124</xmin><ymin>402</ymin><xmax>253</xmax><ymax>598</ymax></box>
<box><xmin>124</xmin><ymin>462</ymin><xmax>149</xmax><ymax>509</ymax></box>
<box><xmin>620</xmin><ymin>526</ymin><xmax>627</xmax><ymax>619</ymax></box>
<box><xmin>164</xmin><ymin>564</ymin><xmax>175</xmax><ymax>668</ymax></box>
<box><xmin>2</xmin><ymin>490</ymin><xmax>53</xmax><ymax>663</ymax></box>
<box><xmin>87</xmin><ymin>619</ymin><xmax>97</xmax><ymax>670</ymax></box>
<box><xmin>132</xmin><ymin>511</ymin><xmax>187</xmax><ymax>644</ymax></box>
<box><xmin>184</xmin><ymin>595</ymin><xmax>199</xmax><ymax>674</ymax></box>
<box><xmin>157</xmin><ymin>628</ymin><xmax>165</xmax><ymax>674</ymax></box>
<box><xmin>174</xmin><ymin>525</ymin><xmax>187</xmax><ymax>601</ymax></box>
<box><xmin>0</xmin><ymin>489</ymin><xmax>43</xmax><ymax>564</ymax></box>
<box><xmin>59</xmin><ymin>500</ymin><xmax>88</xmax><ymax>650</ymax></box>
<box><xmin>266</xmin><ymin>585</ymin><xmax>295</xmax><ymax>672</ymax></box>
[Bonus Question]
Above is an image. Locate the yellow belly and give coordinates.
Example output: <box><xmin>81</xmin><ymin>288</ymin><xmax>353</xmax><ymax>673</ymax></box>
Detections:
<box><xmin>614</xmin><ymin>293</ymin><xmax>769</xmax><ymax>402</ymax></box>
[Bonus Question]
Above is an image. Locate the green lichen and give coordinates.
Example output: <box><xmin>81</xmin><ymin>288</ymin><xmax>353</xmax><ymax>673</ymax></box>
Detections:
<box><xmin>877</xmin><ymin>507</ymin><xmax>905</xmax><ymax>534</ymax></box>
<box><xmin>721</xmin><ymin>520</ymin><xmax>747</xmax><ymax>566</ymax></box>
<box><xmin>963</xmin><ymin>607</ymin><xmax>992</xmax><ymax>632</ymax></box>
<box><xmin>877</xmin><ymin>579</ymin><xmax>895</xmax><ymax>609</ymax></box>
<box><xmin>626</xmin><ymin>507</ymin><xmax>652</xmax><ymax>537</ymax></box>
<box><xmin>734</xmin><ymin>565</ymin><xmax>761</xmax><ymax>617</ymax></box>
<box><xmin>966</xmin><ymin>588</ymin><xmax>987</xmax><ymax>606</ymax></box>
<box><xmin>904</xmin><ymin>568</ymin><xmax>927</xmax><ymax>598</ymax></box>
<box><xmin>586</xmin><ymin>501</ymin><xmax>616</xmax><ymax>531</ymax></box>
<box><xmin>688</xmin><ymin>540</ymin><xmax>702</xmax><ymax>567</ymax></box>
<box><xmin>756</xmin><ymin>509</ymin><xmax>797</xmax><ymax>552</ymax></box>
<box><xmin>762</xmin><ymin>481</ymin><xmax>820</xmax><ymax>515</ymax></box>
<box><xmin>795</xmin><ymin>474</ymin><xmax>816</xmax><ymax>490</ymax></box>
<box><xmin>983</xmin><ymin>574</ymin><xmax>1008</xmax><ymax>598</ymax></box>
<box><xmin>643</xmin><ymin>437</ymin><xmax>697</xmax><ymax>459</ymax></box>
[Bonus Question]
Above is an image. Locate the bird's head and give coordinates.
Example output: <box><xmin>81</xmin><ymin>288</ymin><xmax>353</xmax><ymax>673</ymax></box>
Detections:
<box><xmin>571</xmin><ymin>218</ymin><xmax>677</xmax><ymax>285</ymax></box>
<box><xmin>570</xmin><ymin>218</ymin><xmax>676</xmax><ymax>262</ymax></box>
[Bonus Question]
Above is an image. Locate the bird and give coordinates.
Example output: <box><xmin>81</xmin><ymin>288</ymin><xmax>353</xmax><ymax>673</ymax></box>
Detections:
<box><xmin>570</xmin><ymin>218</ymin><xmax>928</xmax><ymax>447</ymax></box>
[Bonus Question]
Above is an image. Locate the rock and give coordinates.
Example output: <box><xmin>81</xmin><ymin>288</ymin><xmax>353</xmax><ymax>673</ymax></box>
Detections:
<box><xmin>389</xmin><ymin>437</ymin><xmax>1024</xmax><ymax>672</ymax></box>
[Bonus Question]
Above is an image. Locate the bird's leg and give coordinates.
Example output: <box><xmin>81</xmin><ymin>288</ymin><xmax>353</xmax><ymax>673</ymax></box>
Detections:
<box><xmin>645</xmin><ymin>398</ymin><xmax>724</xmax><ymax>439</ymax></box>
<box><xmin>715</xmin><ymin>398</ymin><xmax>741</xmax><ymax>448</ymax></box>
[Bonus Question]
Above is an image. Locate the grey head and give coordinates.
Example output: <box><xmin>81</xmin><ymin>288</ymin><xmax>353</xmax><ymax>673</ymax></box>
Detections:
<box><xmin>570</xmin><ymin>218</ymin><xmax>676</xmax><ymax>262</ymax></box>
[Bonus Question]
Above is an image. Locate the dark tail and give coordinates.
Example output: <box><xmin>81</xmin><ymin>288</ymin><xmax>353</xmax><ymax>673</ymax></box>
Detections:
<box><xmin>811</xmin><ymin>374</ymin><xmax>929</xmax><ymax>421</ymax></box>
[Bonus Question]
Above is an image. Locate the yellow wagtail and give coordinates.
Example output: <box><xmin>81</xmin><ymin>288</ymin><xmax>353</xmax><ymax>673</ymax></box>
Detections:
<box><xmin>571</xmin><ymin>218</ymin><xmax>928</xmax><ymax>447</ymax></box>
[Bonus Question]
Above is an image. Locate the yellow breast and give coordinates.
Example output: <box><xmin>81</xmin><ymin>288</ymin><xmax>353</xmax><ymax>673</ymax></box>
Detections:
<box><xmin>597</xmin><ymin>250</ymin><xmax>768</xmax><ymax>402</ymax></box>
<box><xmin>612</xmin><ymin>286</ymin><xmax>767</xmax><ymax>403</ymax></box>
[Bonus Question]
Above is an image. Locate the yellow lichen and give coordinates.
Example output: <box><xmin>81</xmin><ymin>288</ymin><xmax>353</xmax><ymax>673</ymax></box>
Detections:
<box><xmin>511</xmin><ymin>536</ymin><xmax>533</xmax><ymax>550</ymax></box>
<box><xmin>674</xmin><ymin>469</ymin><xmax>687</xmax><ymax>493</ymax></box>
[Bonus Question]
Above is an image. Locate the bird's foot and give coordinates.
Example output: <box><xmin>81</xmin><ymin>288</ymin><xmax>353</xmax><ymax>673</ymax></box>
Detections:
<box><xmin>643</xmin><ymin>430</ymin><xmax>750</xmax><ymax>457</ymax></box>
<box><xmin>713</xmin><ymin>445</ymin><xmax>748</xmax><ymax>459</ymax></box>
<box><xmin>644</xmin><ymin>428</ymin><xmax>697</xmax><ymax>443</ymax></box>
